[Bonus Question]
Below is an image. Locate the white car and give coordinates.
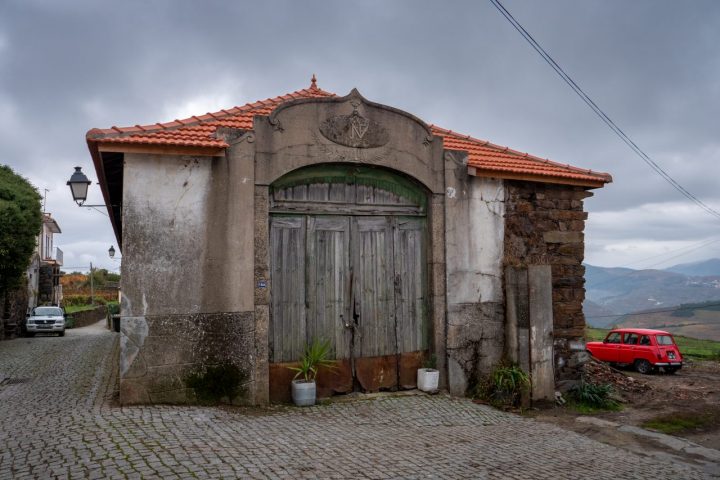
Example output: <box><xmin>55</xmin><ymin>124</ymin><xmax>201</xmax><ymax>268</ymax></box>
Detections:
<box><xmin>26</xmin><ymin>306</ymin><xmax>66</xmax><ymax>336</ymax></box>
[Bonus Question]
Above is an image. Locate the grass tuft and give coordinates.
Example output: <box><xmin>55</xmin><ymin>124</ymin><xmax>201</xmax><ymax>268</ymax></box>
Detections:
<box><xmin>568</xmin><ymin>380</ymin><xmax>622</xmax><ymax>412</ymax></box>
<box><xmin>642</xmin><ymin>412</ymin><xmax>716</xmax><ymax>434</ymax></box>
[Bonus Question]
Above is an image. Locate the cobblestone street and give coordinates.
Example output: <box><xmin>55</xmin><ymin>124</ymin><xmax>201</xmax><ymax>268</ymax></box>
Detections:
<box><xmin>0</xmin><ymin>323</ymin><xmax>717</xmax><ymax>479</ymax></box>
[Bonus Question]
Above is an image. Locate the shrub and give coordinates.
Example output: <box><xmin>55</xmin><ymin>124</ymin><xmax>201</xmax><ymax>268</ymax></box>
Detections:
<box><xmin>107</xmin><ymin>302</ymin><xmax>120</xmax><ymax>315</ymax></box>
<box><xmin>62</xmin><ymin>294</ymin><xmax>111</xmax><ymax>307</ymax></box>
<box><xmin>0</xmin><ymin>165</ymin><xmax>42</xmax><ymax>295</ymax></box>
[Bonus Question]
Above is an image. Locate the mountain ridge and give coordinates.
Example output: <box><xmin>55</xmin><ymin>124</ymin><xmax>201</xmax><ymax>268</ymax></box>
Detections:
<box><xmin>583</xmin><ymin>259</ymin><xmax>720</xmax><ymax>333</ymax></box>
<box><xmin>665</xmin><ymin>258</ymin><xmax>720</xmax><ymax>277</ymax></box>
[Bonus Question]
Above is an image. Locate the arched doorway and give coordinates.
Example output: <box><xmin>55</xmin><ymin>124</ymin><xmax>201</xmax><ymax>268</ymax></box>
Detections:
<box><xmin>269</xmin><ymin>164</ymin><xmax>429</xmax><ymax>395</ymax></box>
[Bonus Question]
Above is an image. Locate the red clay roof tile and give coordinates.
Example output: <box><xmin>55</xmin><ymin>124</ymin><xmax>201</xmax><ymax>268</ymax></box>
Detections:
<box><xmin>87</xmin><ymin>82</ymin><xmax>611</xmax><ymax>187</ymax></box>
<box><xmin>432</xmin><ymin>125</ymin><xmax>610</xmax><ymax>185</ymax></box>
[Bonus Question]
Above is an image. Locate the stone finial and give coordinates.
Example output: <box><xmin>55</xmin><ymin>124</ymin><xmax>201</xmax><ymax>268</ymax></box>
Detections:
<box><xmin>310</xmin><ymin>73</ymin><xmax>318</xmax><ymax>90</ymax></box>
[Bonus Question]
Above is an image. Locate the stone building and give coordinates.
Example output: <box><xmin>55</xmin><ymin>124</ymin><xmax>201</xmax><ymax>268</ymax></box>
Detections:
<box><xmin>28</xmin><ymin>213</ymin><xmax>63</xmax><ymax>308</ymax></box>
<box><xmin>86</xmin><ymin>78</ymin><xmax>610</xmax><ymax>405</ymax></box>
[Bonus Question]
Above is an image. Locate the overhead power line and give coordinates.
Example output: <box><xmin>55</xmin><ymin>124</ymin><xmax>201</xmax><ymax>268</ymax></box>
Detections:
<box><xmin>489</xmin><ymin>0</ymin><xmax>720</xmax><ymax>221</ymax></box>
<box><xmin>625</xmin><ymin>236</ymin><xmax>720</xmax><ymax>270</ymax></box>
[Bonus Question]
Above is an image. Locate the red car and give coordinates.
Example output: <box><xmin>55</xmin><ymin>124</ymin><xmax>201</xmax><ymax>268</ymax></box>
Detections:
<box><xmin>586</xmin><ymin>328</ymin><xmax>683</xmax><ymax>374</ymax></box>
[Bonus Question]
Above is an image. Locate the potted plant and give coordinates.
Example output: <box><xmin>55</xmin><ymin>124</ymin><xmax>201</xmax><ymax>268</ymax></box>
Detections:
<box><xmin>288</xmin><ymin>338</ymin><xmax>336</xmax><ymax>406</ymax></box>
<box><xmin>417</xmin><ymin>354</ymin><xmax>439</xmax><ymax>392</ymax></box>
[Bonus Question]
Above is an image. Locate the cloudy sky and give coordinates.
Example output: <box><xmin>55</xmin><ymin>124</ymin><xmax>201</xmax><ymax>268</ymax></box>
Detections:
<box><xmin>1</xmin><ymin>0</ymin><xmax>719</xmax><ymax>273</ymax></box>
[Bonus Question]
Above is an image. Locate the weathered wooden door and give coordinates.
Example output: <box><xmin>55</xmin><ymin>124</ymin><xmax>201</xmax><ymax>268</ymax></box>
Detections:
<box><xmin>352</xmin><ymin>216</ymin><xmax>396</xmax><ymax>359</ymax></box>
<box><xmin>306</xmin><ymin>216</ymin><xmax>351</xmax><ymax>360</ymax></box>
<box><xmin>269</xmin><ymin>165</ymin><xmax>428</xmax><ymax>394</ymax></box>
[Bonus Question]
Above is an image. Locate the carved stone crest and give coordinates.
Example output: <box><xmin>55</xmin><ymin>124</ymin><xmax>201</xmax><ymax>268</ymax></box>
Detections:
<box><xmin>319</xmin><ymin>100</ymin><xmax>389</xmax><ymax>148</ymax></box>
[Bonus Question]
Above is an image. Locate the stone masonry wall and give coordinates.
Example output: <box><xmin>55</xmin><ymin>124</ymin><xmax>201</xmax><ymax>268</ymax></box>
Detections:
<box><xmin>1</xmin><ymin>283</ymin><xmax>29</xmax><ymax>340</ymax></box>
<box><xmin>69</xmin><ymin>305</ymin><xmax>108</xmax><ymax>329</ymax></box>
<box><xmin>503</xmin><ymin>181</ymin><xmax>593</xmax><ymax>381</ymax></box>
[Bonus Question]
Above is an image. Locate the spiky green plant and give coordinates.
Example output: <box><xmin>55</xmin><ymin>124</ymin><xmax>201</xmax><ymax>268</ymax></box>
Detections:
<box><xmin>288</xmin><ymin>338</ymin><xmax>337</xmax><ymax>382</ymax></box>
<box><xmin>422</xmin><ymin>354</ymin><xmax>438</xmax><ymax>370</ymax></box>
<box><xmin>489</xmin><ymin>363</ymin><xmax>530</xmax><ymax>407</ymax></box>
<box><xmin>570</xmin><ymin>380</ymin><xmax>619</xmax><ymax>409</ymax></box>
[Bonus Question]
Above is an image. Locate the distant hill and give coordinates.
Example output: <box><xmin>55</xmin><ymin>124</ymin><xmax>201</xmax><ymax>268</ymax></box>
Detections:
<box><xmin>584</xmin><ymin>264</ymin><xmax>720</xmax><ymax>314</ymax></box>
<box><xmin>583</xmin><ymin>299</ymin><xmax>622</xmax><ymax>328</ymax></box>
<box><xmin>665</xmin><ymin>258</ymin><xmax>720</xmax><ymax>277</ymax></box>
<box><xmin>615</xmin><ymin>301</ymin><xmax>720</xmax><ymax>342</ymax></box>
<box><xmin>583</xmin><ymin>262</ymin><xmax>720</xmax><ymax>340</ymax></box>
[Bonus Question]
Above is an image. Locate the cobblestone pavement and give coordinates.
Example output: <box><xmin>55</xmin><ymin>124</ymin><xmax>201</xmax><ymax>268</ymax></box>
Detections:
<box><xmin>0</xmin><ymin>323</ymin><xmax>717</xmax><ymax>479</ymax></box>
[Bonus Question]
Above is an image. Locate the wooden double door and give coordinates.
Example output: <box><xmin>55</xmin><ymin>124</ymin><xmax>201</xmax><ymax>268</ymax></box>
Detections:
<box><xmin>270</xmin><ymin>212</ymin><xmax>428</xmax><ymax>392</ymax></box>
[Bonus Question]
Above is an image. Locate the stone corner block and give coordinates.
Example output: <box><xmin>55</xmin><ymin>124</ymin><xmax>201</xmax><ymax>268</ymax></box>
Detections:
<box><xmin>543</xmin><ymin>231</ymin><xmax>583</xmax><ymax>244</ymax></box>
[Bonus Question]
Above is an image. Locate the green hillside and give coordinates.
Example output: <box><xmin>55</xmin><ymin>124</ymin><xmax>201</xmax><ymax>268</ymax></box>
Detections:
<box><xmin>586</xmin><ymin>327</ymin><xmax>720</xmax><ymax>360</ymax></box>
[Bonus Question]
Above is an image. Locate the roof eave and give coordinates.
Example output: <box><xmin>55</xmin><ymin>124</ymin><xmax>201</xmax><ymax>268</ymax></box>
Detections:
<box><xmin>468</xmin><ymin>166</ymin><xmax>611</xmax><ymax>189</ymax></box>
<box><xmin>86</xmin><ymin>140</ymin><xmax>121</xmax><ymax>245</ymax></box>
<box><xmin>95</xmin><ymin>141</ymin><xmax>226</xmax><ymax>157</ymax></box>
<box><xmin>86</xmin><ymin>139</ymin><xmax>228</xmax><ymax>248</ymax></box>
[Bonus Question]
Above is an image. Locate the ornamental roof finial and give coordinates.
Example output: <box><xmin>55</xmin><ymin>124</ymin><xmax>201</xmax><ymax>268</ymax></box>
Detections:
<box><xmin>310</xmin><ymin>73</ymin><xmax>318</xmax><ymax>90</ymax></box>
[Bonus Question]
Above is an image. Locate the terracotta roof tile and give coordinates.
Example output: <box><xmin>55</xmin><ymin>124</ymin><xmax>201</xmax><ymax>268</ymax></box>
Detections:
<box><xmin>431</xmin><ymin>125</ymin><xmax>611</xmax><ymax>185</ymax></box>
<box><xmin>87</xmin><ymin>82</ymin><xmax>610</xmax><ymax>187</ymax></box>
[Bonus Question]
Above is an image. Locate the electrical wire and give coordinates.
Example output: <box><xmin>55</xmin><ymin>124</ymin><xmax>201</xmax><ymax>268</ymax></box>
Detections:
<box><xmin>624</xmin><ymin>237</ymin><xmax>720</xmax><ymax>269</ymax></box>
<box><xmin>489</xmin><ymin>0</ymin><xmax>720</xmax><ymax>221</ymax></box>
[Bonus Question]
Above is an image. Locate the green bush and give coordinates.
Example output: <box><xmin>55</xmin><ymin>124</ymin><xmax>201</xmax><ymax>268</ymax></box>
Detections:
<box><xmin>62</xmin><ymin>295</ymin><xmax>108</xmax><ymax>307</ymax></box>
<box><xmin>62</xmin><ymin>295</ymin><xmax>91</xmax><ymax>307</ymax></box>
<box><xmin>107</xmin><ymin>302</ymin><xmax>120</xmax><ymax>315</ymax></box>
<box><xmin>0</xmin><ymin>165</ymin><xmax>42</xmax><ymax>295</ymax></box>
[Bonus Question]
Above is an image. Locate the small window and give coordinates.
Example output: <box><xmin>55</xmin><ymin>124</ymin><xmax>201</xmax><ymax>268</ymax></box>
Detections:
<box><xmin>639</xmin><ymin>335</ymin><xmax>651</xmax><ymax>346</ymax></box>
<box><xmin>606</xmin><ymin>332</ymin><xmax>622</xmax><ymax>344</ymax></box>
<box><xmin>656</xmin><ymin>335</ymin><xmax>674</xmax><ymax>346</ymax></box>
<box><xmin>623</xmin><ymin>333</ymin><xmax>639</xmax><ymax>345</ymax></box>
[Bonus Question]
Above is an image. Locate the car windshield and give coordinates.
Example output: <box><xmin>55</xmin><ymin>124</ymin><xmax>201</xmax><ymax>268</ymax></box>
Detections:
<box><xmin>656</xmin><ymin>335</ymin><xmax>674</xmax><ymax>346</ymax></box>
<box><xmin>33</xmin><ymin>307</ymin><xmax>63</xmax><ymax>317</ymax></box>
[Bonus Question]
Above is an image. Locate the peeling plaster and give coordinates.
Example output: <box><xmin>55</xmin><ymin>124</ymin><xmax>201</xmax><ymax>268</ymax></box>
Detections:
<box><xmin>120</xmin><ymin>316</ymin><xmax>149</xmax><ymax>377</ymax></box>
<box><xmin>446</xmin><ymin>177</ymin><xmax>506</xmax><ymax>305</ymax></box>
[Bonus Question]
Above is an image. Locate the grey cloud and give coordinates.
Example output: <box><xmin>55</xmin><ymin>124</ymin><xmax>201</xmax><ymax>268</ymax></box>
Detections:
<box><xmin>1</xmin><ymin>0</ymin><xmax>719</xmax><ymax>270</ymax></box>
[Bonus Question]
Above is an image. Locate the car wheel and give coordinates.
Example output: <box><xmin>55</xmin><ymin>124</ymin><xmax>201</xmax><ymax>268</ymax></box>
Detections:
<box><xmin>634</xmin><ymin>359</ymin><xmax>653</xmax><ymax>374</ymax></box>
<box><xmin>26</xmin><ymin>332</ymin><xmax>35</xmax><ymax>338</ymax></box>
<box><xmin>59</xmin><ymin>330</ymin><xmax>65</xmax><ymax>337</ymax></box>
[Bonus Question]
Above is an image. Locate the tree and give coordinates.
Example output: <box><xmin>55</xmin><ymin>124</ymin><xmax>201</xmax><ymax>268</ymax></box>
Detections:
<box><xmin>0</xmin><ymin>165</ymin><xmax>42</xmax><ymax>295</ymax></box>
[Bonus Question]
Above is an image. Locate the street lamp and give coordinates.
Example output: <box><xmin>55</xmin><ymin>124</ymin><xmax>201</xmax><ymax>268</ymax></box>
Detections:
<box><xmin>66</xmin><ymin>166</ymin><xmax>107</xmax><ymax>207</ymax></box>
<box><xmin>67</xmin><ymin>167</ymin><xmax>91</xmax><ymax>206</ymax></box>
<box><xmin>108</xmin><ymin>245</ymin><xmax>122</xmax><ymax>262</ymax></box>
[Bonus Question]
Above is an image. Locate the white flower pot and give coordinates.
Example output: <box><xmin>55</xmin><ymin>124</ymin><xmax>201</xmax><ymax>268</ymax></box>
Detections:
<box><xmin>291</xmin><ymin>379</ymin><xmax>316</xmax><ymax>406</ymax></box>
<box><xmin>417</xmin><ymin>368</ymin><xmax>439</xmax><ymax>392</ymax></box>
